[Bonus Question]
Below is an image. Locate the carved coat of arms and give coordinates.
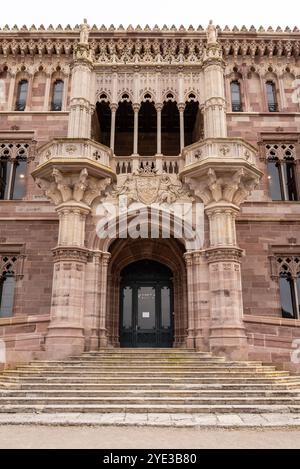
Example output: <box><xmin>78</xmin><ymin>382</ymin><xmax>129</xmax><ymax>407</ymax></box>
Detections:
<box><xmin>110</xmin><ymin>166</ymin><xmax>193</xmax><ymax>205</ymax></box>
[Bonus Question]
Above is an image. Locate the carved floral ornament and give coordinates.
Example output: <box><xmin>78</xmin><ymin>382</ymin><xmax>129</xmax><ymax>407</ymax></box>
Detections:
<box><xmin>35</xmin><ymin>168</ymin><xmax>111</xmax><ymax>206</ymax></box>
<box><xmin>191</xmin><ymin>168</ymin><xmax>260</xmax><ymax>206</ymax></box>
<box><xmin>108</xmin><ymin>167</ymin><xmax>193</xmax><ymax>206</ymax></box>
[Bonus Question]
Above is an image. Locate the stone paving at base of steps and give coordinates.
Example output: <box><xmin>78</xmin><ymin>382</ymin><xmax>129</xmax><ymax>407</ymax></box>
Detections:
<box><xmin>0</xmin><ymin>413</ymin><xmax>300</xmax><ymax>428</ymax></box>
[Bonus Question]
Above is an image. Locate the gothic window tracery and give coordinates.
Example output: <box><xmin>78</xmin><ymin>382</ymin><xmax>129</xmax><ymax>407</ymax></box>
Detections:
<box><xmin>15</xmin><ymin>79</ymin><xmax>28</xmax><ymax>111</ymax></box>
<box><xmin>266</xmin><ymin>81</ymin><xmax>278</xmax><ymax>112</ymax></box>
<box><xmin>0</xmin><ymin>255</ymin><xmax>17</xmax><ymax>318</ymax></box>
<box><xmin>266</xmin><ymin>144</ymin><xmax>298</xmax><ymax>201</ymax></box>
<box><xmin>274</xmin><ymin>256</ymin><xmax>300</xmax><ymax>319</ymax></box>
<box><xmin>51</xmin><ymin>79</ymin><xmax>64</xmax><ymax>111</ymax></box>
<box><xmin>230</xmin><ymin>80</ymin><xmax>242</xmax><ymax>112</ymax></box>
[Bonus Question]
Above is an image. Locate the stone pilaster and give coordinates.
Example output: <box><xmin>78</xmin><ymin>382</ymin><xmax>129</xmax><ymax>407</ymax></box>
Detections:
<box><xmin>33</xmin><ymin>163</ymin><xmax>114</xmax><ymax>359</ymax></box>
<box><xmin>184</xmin><ymin>250</ymin><xmax>210</xmax><ymax>350</ymax></box>
<box><xmin>203</xmin><ymin>22</ymin><xmax>227</xmax><ymax>139</ymax></box>
<box><xmin>68</xmin><ymin>20</ymin><xmax>94</xmax><ymax>139</ymax></box>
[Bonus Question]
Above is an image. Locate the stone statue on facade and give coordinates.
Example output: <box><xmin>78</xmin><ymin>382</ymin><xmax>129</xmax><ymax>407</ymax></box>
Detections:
<box><xmin>80</xmin><ymin>18</ymin><xmax>90</xmax><ymax>44</ymax></box>
<box><xmin>206</xmin><ymin>20</ymin><xmax>218</xmax><ymax>44</ymax></box>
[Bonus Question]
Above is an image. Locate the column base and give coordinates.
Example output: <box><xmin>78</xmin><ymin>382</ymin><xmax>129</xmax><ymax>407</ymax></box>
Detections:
<box><xmin>45</xmin><ymin>326</ymin><xmax>85</xmax><ymax>360</ymax></box>
<box><xmin>209</xmin><ymin>326</ymin><xmax>249</xmax><ymax>361</ymax></box>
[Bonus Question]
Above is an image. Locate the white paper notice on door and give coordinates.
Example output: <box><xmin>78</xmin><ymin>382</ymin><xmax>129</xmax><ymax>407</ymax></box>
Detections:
<box><xmin>142</xmin><ymin>312</ymin><xmax>150</xmax><ymax>318</ymax></box>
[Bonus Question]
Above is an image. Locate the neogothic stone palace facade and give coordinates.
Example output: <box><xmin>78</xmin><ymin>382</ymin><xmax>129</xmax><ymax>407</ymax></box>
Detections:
<box><xmin>0</xmin><ymin>20</ymin><xmax>300</xmax><ymax>371</ymax></box>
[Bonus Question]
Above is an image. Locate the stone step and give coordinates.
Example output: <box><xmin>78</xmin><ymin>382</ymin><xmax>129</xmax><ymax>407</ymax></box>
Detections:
<box><xmin>1</xmin><ymin>395</ymin><xmax>300</xmax><ymax>405</ymax></box>
<box><xmin>2</xmin><ymin>382</ymin><xmax>300</xmax><ymax>391</ymax></box>
<box><xmin>1</xmin><ymin>376</ymin><xmax>298</xmax><ymax>385</ymax></box>
<box><xmin>2</xmin><ymin>389</ymin><xmax>300</xmax><ymax>398</ymax></box>
<box><xmin>23</xmin><ymin>360</ymin><xmax>254</xmax><ymax>367</ymax></box>
<box><xmin>0</xmin><ymin>404</ymin><xmax>299</xmax><ymax>414</ymax></box>
<box><xmin>14</xmin><ymin>365</ymin><xmax>278</xmax><ymax>373</ymax></box>
<box><xmin>4</xmin><ymin>368</ymin><xmax>289</xmax><ymax>379</ymax></box>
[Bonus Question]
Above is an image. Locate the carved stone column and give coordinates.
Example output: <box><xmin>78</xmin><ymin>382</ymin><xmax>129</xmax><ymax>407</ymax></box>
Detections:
<box><xmin>202</xmin><ymin>24</ymin><xmax>227</xmax><ymax>139</ymax></box>
<box><xmin>181</xmin><ymin>133</ymin><xmax>263</xmax><ymax>359</ymax></box>
<box><xmin>184</xmin><ymin>251</ymin><xmax>209</xmax><ymax>350</ymax></box>
<box><xmin>33</xmin><ymin>148</ymin><xmax>114</xmax><ymax>358</ymax></box>
<box><xmin>178</xmin><ymin>103</ymin><xmax>185</xmax><ymax>152</ymax></box>
<box><xmin>68</xmin><ymin>21</ymin><xmax>94</xmax><ymax>139</ymax></box>
<box><xmin>198</xmin><ymin>168</ymin><xmax>261</xmax><ymax>359</ymax></box>
<box><xmin>110</xmin><ymin>104</ymin><xmax>117</xmax><ymax>153</ymax></box>
<box><xmin>155</xmin><ymin>104</ymin><xmax>163</xmax><ymax>156</ymax></box>
<box><xmin>133</xmin><ymin>104</ymin><xmax>140</xmax><ymax>156</ymax></box>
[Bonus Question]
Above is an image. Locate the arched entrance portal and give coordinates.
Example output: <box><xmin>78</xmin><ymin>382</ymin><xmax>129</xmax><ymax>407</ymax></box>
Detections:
<box><xmin>120</xmin><ymin>260</ymin><xmax>174</xmax><ymax>348</ymax></box>
<box><xmin>105</xmin><ymin>238</ymin><xmax>188</xmax><ymax>349</ymax></box>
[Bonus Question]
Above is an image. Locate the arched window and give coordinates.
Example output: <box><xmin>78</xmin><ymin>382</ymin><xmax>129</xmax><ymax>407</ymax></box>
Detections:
<box><xmin>184</xmin><ymin>100</ymin><xmax>201</xmax><ymax>146</ymax></box>
<box><xmin>0</xmin><ymin>144</ymin><xmax>28</xmax><ymax>200</ymax></box>
<box><xmin>266</xmin><ymin>144</ymin><xmax>298</xmax><ymax>201</ymax></box>
<box><xmin>230</xmin><ymin>81</ymin><xmax>242</xmax><ymax>112</ymax></box>
<box><xmin>266</xmin><ymin>81</ymin><xmax>278</xmax><ymax>112</ymax></box>
<box><xmin>0</xmin><ymin>257</ymin><xmax>16</xmax><ymax>319</ymax></box>
<box><xmin>276</xmin><ymin>256</ymin><xmax>300</xmax><ymax>319</ymax></box>
<box><xmin>51</xmin><ymin>80</ymin><xmax>64</xmax><ymax>111</ymax></box>
<box><xmin>161</xmin><ymin>100</ymin><xmax>180</xmax><ymax>156</ymax></box>
<box><xmin>15</xmin><ymin>80</ymin><xmax>28</xmax><ymax>111</ymax></box>
<box><xmin>138</xmin><ymin>100</ymin><xmax>157</xmax><ymax>156</ymax></box>
<box><xmin>115</xmin><ymin>99</ymin><xmax>134</xmax><ymax>157</ymax></box>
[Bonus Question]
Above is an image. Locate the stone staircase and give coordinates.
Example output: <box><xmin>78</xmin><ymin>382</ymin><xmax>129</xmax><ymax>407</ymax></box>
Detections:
<box><xmin>0</xmin><ymin>349</ymin><xmax>300</xmax><ymax>414</ymax></box>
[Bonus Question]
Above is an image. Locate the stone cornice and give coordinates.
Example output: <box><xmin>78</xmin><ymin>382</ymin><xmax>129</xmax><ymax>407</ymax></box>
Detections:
<box><xmin>0</xmin><ymin>28</ymin><xmax>299</xmax><ymax>60</ymax></box>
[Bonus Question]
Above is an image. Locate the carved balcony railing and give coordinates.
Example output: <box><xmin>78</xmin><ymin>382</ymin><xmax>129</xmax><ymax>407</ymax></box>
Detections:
<box><xmin>182</xmin><ymin>138</ymin><xmax>258</xmax><ymax>169</ymax></box>
<box><xmin>38</xmin><ymin>138</ymin><xmax>112</xmax><ymax>168</ymax></box>
<box><xmin>113</xmin><ymin>155</ymin><xmax>184</xmax><ymax>175</ymax></box>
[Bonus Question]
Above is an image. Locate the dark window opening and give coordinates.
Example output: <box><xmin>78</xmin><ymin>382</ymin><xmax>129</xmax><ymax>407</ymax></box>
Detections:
<box><xmin>267</xmin><ymin>156</ymin><xmax>298</xmax><ymax>202</ymax></box>
<box><xmin>115</xmin><ymin>101</ymin><xmax>134</xmax><ymax>156</ymax></box>
<box><xmin>51</xmin><ymin>80</ymin><xmax>64</xmax><ymax>111</ymax></box>
<box><xmin>266</xmin><ymin>81</ymin><xmax>278</xmax><ymax>112</ymax></box>
<box><xmin>283</xmin><ymin>158</ymin><xmax>298</xmax><ymax>201</ymax></box>
<box><xmin>161</xmin><ymin>101</ymin><xmax>180</xmax><ymax>156</ymax></box>
<box><xmin>0</xmin><ymin>272</ymin><xmax>15</xmax><ymax>318</ymax></box>
<box><xmin>231</xmin><ymin>81</ymin><xmax>242</xmax><ymax>112</ymax></box>
<box><xmin>96</xmin><ymin>101</ymin><xmax>112</xmax><ymax>148</ymax></box>
<box><xmin>279</xmin><ymin>272</ymin><xmax>298</xmax><ymax>319</ymax></box>
<box><xmin>138</xmin><ymin>101</ymin><xmax>157</xmax><ymax>156</ymax></box>
<box><xmin>0</xmin><ymin>156</ymin><xmax>27</xmax><ymax>201</ymax></box>
<box><xmin>184</xmin><ymin>101</ymin><xmax>200</xmax><ymax>146</ymax></box>
<box><xmin>15</xmin><ymin>80</ymin><xmax>28</xmax><ymax>111</ymax></box>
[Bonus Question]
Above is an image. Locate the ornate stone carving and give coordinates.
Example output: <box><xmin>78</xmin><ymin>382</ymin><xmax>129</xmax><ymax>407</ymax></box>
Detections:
<box><xmin>205</xmin><ymin>247</ymin><xmax>244</xmax><ymax>264</ymax></box>
<box><xmin>110</xmin><ymin>168</ymin><xmax>193</xmax><ymax>205</ymax></box>
<box><xmin>36</xmin><ymin>168</ymin><xmax>111</xmax><ymax>206</ymax></box>
<box><xmin>196</xmin><ymin>167</ymin><xmax>260</xmax><ymax>207</ymax></box>
<box><xmin>52</xmin><ymin>247</ymin><xmax>90</xmax><ymax>263</ymax></box>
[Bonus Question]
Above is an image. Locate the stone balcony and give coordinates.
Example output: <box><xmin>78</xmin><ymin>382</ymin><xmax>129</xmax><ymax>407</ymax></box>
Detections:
<box><xmin>33</xmin><ymin>138</ymin><xmax>116</xmax><ymax>181</ymax></box>
<box><xmin>113</xmin><ymin>155</ymin><xmax>184</xmax><ymax>175</ymax></box>
<box><xmin>181</xmin><ymin>137</ymin><xmax>258</xmax><ymax>175</ymax></box>
<box><xmin>180</xmin><ymin>138</ymin><xmax>263</xmax><ymax>208</ymax></box>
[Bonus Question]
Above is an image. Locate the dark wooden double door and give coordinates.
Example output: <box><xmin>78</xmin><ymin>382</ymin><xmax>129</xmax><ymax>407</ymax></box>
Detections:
<box><xmin>120</xmin><ymin>261</ymin><xmax>174</xmax><ymax>348</ymax></box>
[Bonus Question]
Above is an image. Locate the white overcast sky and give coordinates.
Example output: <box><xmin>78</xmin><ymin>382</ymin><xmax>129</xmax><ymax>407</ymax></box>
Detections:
<box><xmin>1</xmin><ymin>0</ymin><xmax>299</xmax><ymax>29</ymax></box>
